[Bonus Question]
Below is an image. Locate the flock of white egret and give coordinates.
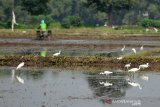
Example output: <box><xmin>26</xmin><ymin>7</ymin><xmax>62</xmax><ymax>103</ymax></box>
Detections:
<box><xmin>99</xmin><ymin>45</ymin><xmax>150</xmax><ymax>90</ymax></box>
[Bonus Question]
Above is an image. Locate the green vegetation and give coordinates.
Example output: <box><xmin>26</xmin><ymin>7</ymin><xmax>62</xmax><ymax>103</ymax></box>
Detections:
<box><xmin>0</xmin><ymin>0</ymin><xmax>160</xmax><ymax>29</ymax></box>
<box><xmin>1</xmin><ymin>54</ymin><xmax>160</xmax><ymax>71</ymax></box>
<box><xmin>138</xmin><ymin>18</ymin><xmax>160</xmax><ymax>28</ymax></box>
<box><xmin>0</xmin><ymin>27</ymin><xmax>160</xmax><ymax>38</ymax></box>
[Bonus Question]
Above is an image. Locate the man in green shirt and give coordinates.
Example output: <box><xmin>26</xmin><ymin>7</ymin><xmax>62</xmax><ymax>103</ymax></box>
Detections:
<box><xmin>40</xmin><ymin>19</ymin><xmax>47</xmax><ymax>32</ymax></box>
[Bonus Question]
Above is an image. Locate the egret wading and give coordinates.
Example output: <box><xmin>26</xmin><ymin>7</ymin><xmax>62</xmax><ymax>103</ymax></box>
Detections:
<box><xmin>139</xmin><ymin>63</ymin><xmax>149</xmax><ymax>69</ymax></box>
<box><xmin>16</xmin><ymin>62</ymin><xmax>25</xmax><ymax>70</ymax></box>
<box><xmin>132</xmin><ymin>48</ymin><xmax>136</xmax><ymax>54</ymax></box>
<box><xmin>11</xmin><ymin>62</ymin><xmax>25</xmax><ymax>84</ymax></box>
<box><xmin>125</xmin><ymin>63</ymin><xmax>131</xmax><ymax>69</ymax></box>
<box><xmin>140</xmin><ymin>45</ymin><xmax>143</xmax><ymax>51</ymax></box>
<box><xmin>128</xmin><ymin>67</ymin><xmax>141</xmax><ymax>73</ymax></box>
<box><xmin>53</xmin><ymin>51</ymin><xmax>61</xmax><ymax>57</ymax></box>
<box><xmin>121</xmin><ymin>45</ymin><xmax>125</xmax><ymax>51</ymax></box>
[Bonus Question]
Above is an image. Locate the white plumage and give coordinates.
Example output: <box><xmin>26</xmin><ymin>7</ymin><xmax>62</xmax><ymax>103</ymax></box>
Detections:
<box><xmin>16</xmin><ymin>62</ymin><xmax>25</xmax><ymax>70</ymax></box>
<box><xmin>140</xmin><ymin>45</ymin><xmax>143</xmax><ymax>51</ymax></box>
<box><xmin>121</xmin><ymin>45</ymin><xmax>125</xmax><ymax>51</ymax></box>
<box><xmin>153</xmin><ymin>27</ymin><xmax>158</xmax><ymax>32</ymax></box>
<box><xmin>128</xmin><ymin>82</ymin><xmax>142</xmax><ymax>89</ymax></box>
<box><xmin>12</xmin><ymin>10</ymin><xmax>18</xmax><ymax>31</ymax></box>
<box><xmin>16</xmin><ymin>76</ymin><xmax>24</xmax><ymax>84</ymax></box>
<box><xmin>139</xmin><ymin>63</ymin><xmax>149</xmax><ymax>69</ymax></box>
<box><xmin>128</xmin><ymin>67</ymin><xmax>140</xmax><ymax>72</ymax></box>
<box><xmin>132</xmin><ymin>48</ymin><xmax>136</xmax><ymax>54</ymax></box>
<box><xmin>53</xmin><ymin>51</ymin><xmax>61</xmax><ymax>56</ymax></box>
<box><xmin>125</xmin><ymin>63</ymin><xmax>131</xmax><ymax>69</ymax></box>
<box><xmin>99</xmin><ymin>71</ymin><xmax>113</xmax><ymax>75</ymax></box>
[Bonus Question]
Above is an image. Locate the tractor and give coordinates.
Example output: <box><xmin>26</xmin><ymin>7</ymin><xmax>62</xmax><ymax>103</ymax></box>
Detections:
<box><xmin>36</xmin><ymin>29</ymin><xmax>52</xmax><ymax>40</ymax></box>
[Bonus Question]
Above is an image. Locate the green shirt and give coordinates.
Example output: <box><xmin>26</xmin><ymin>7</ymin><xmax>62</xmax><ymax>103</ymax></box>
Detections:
<box><xmin>40</xmin><ymin>23</ymin><xmax>47</xmax><ymax>31</ymax></box>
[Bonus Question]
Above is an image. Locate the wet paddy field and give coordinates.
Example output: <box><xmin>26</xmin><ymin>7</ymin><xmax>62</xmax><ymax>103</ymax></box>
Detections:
<box><xmin>0</xmin><ymin>36</ymin><xmax>160</xmax><ymax>107</ymax></box>
<box><xmin>0</xmin><ymin>36</ymin><xmax>160</xmax><ymax>56</ymax></box>
<box><xmin>0</xmin><ymin>67</ymin><xmax>160</xmax><ymax>107</ymax></box>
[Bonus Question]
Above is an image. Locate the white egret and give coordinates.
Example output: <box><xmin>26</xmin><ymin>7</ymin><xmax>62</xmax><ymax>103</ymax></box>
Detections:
<box><xmin>121</xmin><ymin>45</ymin><xmax>125</xmax><ymax>51</ymax></box>
<box><xmin>99</xmin><ymin>71</ymin><xmax>113</xmax><ymax>75</ymax></box>
<box><xmin>140</xmin><ymin>45</ymin><xmax>143</xmax><ymax>51</ymax></box>
<box><xmin>12</xmin><ymin>10</ymin><xmax>18</xmax><ymax>31</ymax></box>
<box><xmin>16</xmin><ymin>62</ymin><xmax>25</xmax><ymax>70</ymax></box>
<box><xmin>153</xmin><ymin>27</ymin><xmax>158</xmax><ymax>32</ymax></box>
<box><xmin>132</xmin><ymin>48</ymin><xmax>136</xmax><ymax>54</ymax></box>
<box><xmin>53</xmin><ymin>51</ymin><xmax>61</xmax><ymax>57</ymax></box>
<box><xmin>128</xmin><ymin>82</ymin><xmax>142</xmax><ymax>89</ymax></box>
<box><xmin>117</xmin><ymin>56</ymin><xmax>123</xmax><ymax>60</ymax></box>
<box><xmin>125</xmin><ymin>63</ymin><xmax>131</xmax><ymax>69</ymax></box>
<box><xmin>140</xmin><ymin>75</ymin><xmax>149</xmax><ymax>81</ymax></box>
<box><xmin>139</xmin><ymin>63</ymin><xmax>149</xmax><ymax>69</ymax></box>
<box><xmin>16</xmin><ymin>76</ymin><xmax>24</xmax><ymax>84</ymax></box>
<box><xmin>128</xmin><ymin>67</ymin><xmax>141</xmax><ymax>73</ymax></box>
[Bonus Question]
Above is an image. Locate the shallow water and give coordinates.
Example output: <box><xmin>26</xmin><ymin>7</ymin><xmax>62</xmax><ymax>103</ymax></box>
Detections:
<box><xmin>0</xmin><ymin>67</ymin><xmax>160</xmax><ymax>107</ymax></box>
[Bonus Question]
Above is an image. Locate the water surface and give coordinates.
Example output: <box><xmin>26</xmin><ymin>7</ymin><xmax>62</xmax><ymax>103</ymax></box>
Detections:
<box><xmin>0</xmin><ymin>67</ymin><xmax>160</xmax><ymax>107</ymax></box>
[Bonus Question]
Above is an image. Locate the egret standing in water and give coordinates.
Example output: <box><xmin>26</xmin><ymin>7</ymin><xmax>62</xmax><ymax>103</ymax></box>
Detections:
<box><xmin>132</xmin><ymin>48</ymin><xmax>136</xmax><ymax>54</ymax></box>
<box><xmin>53</xmin><ymin>51</ymin><xmax>61</xmax><ymax>57</ymax></box>
<box><xmin>139</xmin><ymin>63</ymin><xmax>149</xmax><ymax>69</ymax></box>
<box><xmin>121</xmin><ymin>45</ymin><xmax>125</xmax><ymax>51</ymax></box>
<box><xmin>125</xmin><ymin>63</ymin><xmax>131</xmax><ymax>69</ymax></box>
<box><xmin>16</xmin><ymin>62</ymin><xmax>25</xmax><ymax>70</ymax></box>
<box><xmin>140</xmin><ymin>45</ymin><xmax>143</xmax><ymax>51</ymax></box>
<box><xmin>11</xmin><ymin>62</ymin><xmax>25</xmax><ymax>84</ymax></box>
<box><xmin>128</xmin><ymin>67</ymin><xmax>141</xmax><ymax>73</ymax></box>
<box><xmin>12</xmin><ymin>10</ymin><xmax>18</xmax><ymax>31</ymax></box>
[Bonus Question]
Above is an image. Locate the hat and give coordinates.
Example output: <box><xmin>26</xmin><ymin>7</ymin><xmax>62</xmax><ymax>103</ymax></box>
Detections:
<box><xmin>41</xmin><ymin>19</ymin><xmax>45</xmax><ymax>24</ymax></box>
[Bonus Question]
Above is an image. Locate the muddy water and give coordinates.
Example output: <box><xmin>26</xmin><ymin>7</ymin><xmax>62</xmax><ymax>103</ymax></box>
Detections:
<box><xmin>0</xmin><ymin>37</ymin><xmax>160</xmax><ymax>57</ymax></box>
<box><xmin>0</xmin><ymin>67</ymin><xmax>160</xmax><ymax>107</ymax></box>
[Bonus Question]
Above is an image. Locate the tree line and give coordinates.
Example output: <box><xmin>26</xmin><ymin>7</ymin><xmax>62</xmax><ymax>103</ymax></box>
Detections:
<box><xmin>0</xmin><ymin>0</ymin><xmax>160</xmax><ymax>28</ymax></box>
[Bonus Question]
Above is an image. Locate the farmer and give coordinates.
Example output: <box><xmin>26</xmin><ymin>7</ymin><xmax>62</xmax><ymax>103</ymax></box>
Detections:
<box><xmin>39</xmin><ymin>19</ymin><xmax>47</xmax><ymax>32</ymax></box>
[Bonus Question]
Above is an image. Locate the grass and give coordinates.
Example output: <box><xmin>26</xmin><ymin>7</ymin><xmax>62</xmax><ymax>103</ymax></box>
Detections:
<box><xmin>0</xmin><ymin>26</ymin><xmax>160</xmax><ymax>38</ymax></box>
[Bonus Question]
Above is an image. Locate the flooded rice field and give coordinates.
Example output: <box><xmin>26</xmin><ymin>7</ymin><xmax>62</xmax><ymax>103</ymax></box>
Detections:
<box><xmin>0</xmin><ymin>67</ymin><xmax>160</xmax><ymax>107</ymax></box>
<box><xmin>0</xmin><ymin>36</ymin><xmax>160</xmax><ymax>57</ymax></box>
<box><xmin>0</xmin><ymin>36</ymin><xmax>160</xmax><ymax>106</ymax></box>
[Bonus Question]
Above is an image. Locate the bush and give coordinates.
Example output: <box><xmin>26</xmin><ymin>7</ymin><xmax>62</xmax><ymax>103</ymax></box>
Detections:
<box><xmin>138</xmin><ymin>18</ymin><xmax>160</xmax><ymax>28</ymax></box>
<box><xmin>0</xmin><ymin>22</ymin><xmax>6</xmax><ymax>28</ymax></box>
<box><xmin>69</xmin><ymin>16</ymin><xmax>83</xmax><ymax>27</ymax></box>
<box><xmin>61</xmin><ymin>15</ymin><xmax>83</xmax><ymax>28</ymax></box>
<box><xmin>61</xmin><ymin>18</ymin><xmax>71</xmax><ymax>28</ymax></box>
